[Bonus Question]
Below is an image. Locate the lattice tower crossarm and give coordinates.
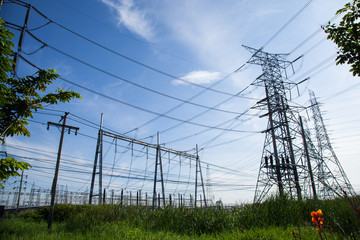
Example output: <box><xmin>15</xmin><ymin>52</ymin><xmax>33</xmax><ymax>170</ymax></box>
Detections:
<box><xmin>308</xmin><ymin>90</ymin><xmax>355</xmax><ymax>197</ymax></box>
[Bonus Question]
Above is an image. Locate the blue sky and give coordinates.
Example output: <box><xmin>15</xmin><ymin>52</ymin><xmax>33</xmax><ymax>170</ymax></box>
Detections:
<box><xmin>1</xmin><ymin>0</ymin><xmax>360</xmax><ymax>204</ymax></box>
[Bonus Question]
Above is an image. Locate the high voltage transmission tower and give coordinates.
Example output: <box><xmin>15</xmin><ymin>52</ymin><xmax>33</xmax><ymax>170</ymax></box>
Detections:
<box><xmin>308</xmin><ymin>90</ymin><xmax>355</xmax><ymax>198</ymax></box>
<box><xmin>246</xmin><ymin>46</ymin><xmax>309</xmax><ymax>202</ymax></box>
<box><xmin>245</xmin><ymin>46</ymin><xmax>355</xmax><ymax>202</ymax></box>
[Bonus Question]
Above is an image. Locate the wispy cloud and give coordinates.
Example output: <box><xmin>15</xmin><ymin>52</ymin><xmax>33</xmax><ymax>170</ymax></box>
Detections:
<box><xmin>157</xmin><ymin>0</ymin><xmax>254</xmax><ymax>80</ymax></box>
<box><xmin>101</xmin><ymin>0</ymin><xmax>155</xmax><ymax>41</ymax></box>
<box><xmin>173</xmin><ymin>70</ymin><xmax>221</xmax><ymax>85</ymax></box>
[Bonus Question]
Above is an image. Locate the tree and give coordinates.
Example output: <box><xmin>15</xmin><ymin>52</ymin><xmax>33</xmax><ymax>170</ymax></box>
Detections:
<box><xmin>324</xmin><ymin>0</ymin><xmax>360</xmax><ymax>77</ymax></box>
<box><xmin>0</xmin><ymin>18</ymin><xmax>81</xmax><ymax>187</ymax></box>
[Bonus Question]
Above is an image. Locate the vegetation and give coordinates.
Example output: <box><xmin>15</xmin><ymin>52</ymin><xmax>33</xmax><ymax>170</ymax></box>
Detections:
<box><xmin>0</xmin><ymin>18</ymin><xmax>81</xmax><ymax>187</ymax></box>
<box><xmin>324</xmin><ymin>0</ymin><xmax>360</xmax><ymax>77</ymax></box>
<box><xmin>1</xmin><ymin>196</ymin><xmax>359</xmax><ymax>239</ymax></box>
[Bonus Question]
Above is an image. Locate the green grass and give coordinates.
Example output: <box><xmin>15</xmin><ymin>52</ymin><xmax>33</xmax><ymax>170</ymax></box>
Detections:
<box><xmin>0</xmin><ymin>218</ymin><xmax>347</xmax><ymax>239</ymax></box>
<box><xmin>1</xmin><ymin>196</ymin><xmax>360</xmax><ymax>239</ymax></box>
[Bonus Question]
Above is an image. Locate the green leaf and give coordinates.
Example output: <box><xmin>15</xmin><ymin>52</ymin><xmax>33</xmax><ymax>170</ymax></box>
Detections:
<box><xmin>0</xmin><ymin>18</ymin><xmax>81</xmax><ymax>187</ymax></box>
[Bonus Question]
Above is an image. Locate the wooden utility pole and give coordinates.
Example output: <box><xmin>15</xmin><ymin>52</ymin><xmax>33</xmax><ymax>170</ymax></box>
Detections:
<box><xmin>47</xmin><ymin>112</ymin><xmax>79</xmax><ymax>230</ymax></box>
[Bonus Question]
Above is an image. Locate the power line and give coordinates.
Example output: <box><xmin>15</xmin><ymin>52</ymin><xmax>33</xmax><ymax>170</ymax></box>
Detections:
<box><xmin>6</xmin><ymin>1</ymin><xmax>262</xmax><ymax>139</ymax></box>
<box><xmin>201</xmin><ymin>133</ymin><xmax>254</xmax><ymax>150</ymax></box>
<box><xmin>289</xmin><ymin>13</ymin><xmax>340</xmax><ymax>55</ymax></box>
<box><xmin>262</xmin><ymin>0</ymin><xmax>314</xmax><ymax>49</ymax></box>
<box><xmin>127</xmin><ymin>77</ymin><xmax>257</xmax><ymax>134</ymax></box>
<box><xmin>164</xmin><ymin>113</ymin><xmax>259</xmax><ymax>145</ymax></box>
<box><xmin>56</xmin><ymin>0</ymin><xmax>210</xmax><ymax>70</ymax></box>
<box><xmin>137</xmin><ymin>0</ymin><xmax>329</xmax><ymax>145</ymax></box>
<box><xmin>6</xmin><ymin>137</ymin><xmax>256</xmax><ymax>179</ymax></box>
<box><xmin>6</xmin><ymin>1</ymin><xmax>264</xmax><ymax>144</ymax></box>
<box><xmin>136</xmin><ymin>0</ymin><xmax>321</xmax><ymax>137</ymax></box>
<box><xmin>23</xmin><ymin>2</ymin><xmax>250</xmax><ymax>98</ymax></box>
<box><xmin>158</xmin><ymin>88</ymin><xmax>258</xmax><ymax>135</ymax></box>
<box><xmin>292</xmin><ymin>53</ymin><xmax>337</xmax><ymax>83</ymax></box>
<box><xmin>59</xmin><ymin>75</ymin><xmax>260</xmax><ymax>133</ymax></box>
<box><xmin>9</xmin><ymin>149</ymin><xmax>253</xmax><ymax>191</ymax></box>
<box><xmin>22</xmin><ymin>30</ymin><xmax>248</xmax><ymax>115</ymax></box>
<box><xmin>5</xmin><ymin>2</ymin><xmax>322</xmax><ymax>143</ymax></box>
<box><xmin>321</xmin><ymin>82</ymin><xmax>360</xmax><ymax>101</ymax></box>
<box><xmin>134</xmin><ymin>0</ymin><xmax>336</xmax><ymax>139</ymax></box>
<box><xmin>17</xmin><ymin>54</ymin><xmax>260</xmax><ymax>134</ymax></box>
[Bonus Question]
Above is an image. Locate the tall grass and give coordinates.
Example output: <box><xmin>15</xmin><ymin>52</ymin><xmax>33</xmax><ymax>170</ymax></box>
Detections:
<box><xmin>238</xmin><ymin>195</ymin><xmax>360</xmax><ymax>235</ymax></box>
<box><xmin>0</xmin><ymin>218</ymin><xmax>347</xmax><ymax>240</ymax></box>
<box><xmin>3</xmin><ymin>195</ymin><xmax>360</xmax><ymax>238</ymax></box>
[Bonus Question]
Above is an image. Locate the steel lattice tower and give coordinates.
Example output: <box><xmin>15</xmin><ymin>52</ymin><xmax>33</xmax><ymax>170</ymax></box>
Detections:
<box><xmin>245</xmin><ymin>46</ymin><xmax>318</xmax><ymax>202</ymax></box>
<box><xmin>309</xmin><ymin>90</ymin><xmax>355</xmax><ymax>198</ymax></box>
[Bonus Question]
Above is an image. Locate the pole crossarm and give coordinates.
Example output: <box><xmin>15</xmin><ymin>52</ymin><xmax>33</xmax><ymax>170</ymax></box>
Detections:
<box><xmin>47</xmin><ymin>122</ymin><xmax>79</xmax><ymax>135</ymax></box>
<box><xmin>102</xmin><ymin>130</ymin><xmax>197</xmax><ymax>159</ymax></box>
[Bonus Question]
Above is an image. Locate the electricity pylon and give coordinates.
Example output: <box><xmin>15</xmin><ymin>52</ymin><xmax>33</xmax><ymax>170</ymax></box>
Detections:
<box><xmin>245</xmin><ymin>45</ymin><xmax>355</xmax><ymax>202</ymax></box>
<box><xmin>245</xmin><ymin>46</ymin><xmax>316</xmax><ymax>202</ymax></box>
<box><xmin>309</xmin><ymin>90</ymin><xmax>355</xmax><ymax>198</ymax></box>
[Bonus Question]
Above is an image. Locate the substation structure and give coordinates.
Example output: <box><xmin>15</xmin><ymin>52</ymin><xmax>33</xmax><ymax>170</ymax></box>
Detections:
<box><xmin>244</xmin><ymin>46</ymin><xmax>355</xmax><ymax>202</ymax></box>
<box><xmin>89</xmin><ymin>114</ymin><xmax>207</xmax><ymax>209</ymax></box>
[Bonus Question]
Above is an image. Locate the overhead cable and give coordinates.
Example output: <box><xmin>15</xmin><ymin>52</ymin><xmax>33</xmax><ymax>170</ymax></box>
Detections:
<box><xmin>289</xmin><ymin>13</ymin><xmax>341</xmax><ymax>55</ymax></box>
<box><xmin>26</xmin><ymin>3</ymin><xmax>252</xmax><ymax>98</ymax></box>
<box><xmin>262</xmin><ymin>0</ymin><xmax>314</xmax><ymax>49</ymax></box>
<box><xmin>18</xmin><ymin>53</ymin><xmax>260</xmax><ymax>134</ymax></box>
<box><xmin>23</xmin><ymin>29</ymin><xmax>251</xmax><ymax>116</ymax></box>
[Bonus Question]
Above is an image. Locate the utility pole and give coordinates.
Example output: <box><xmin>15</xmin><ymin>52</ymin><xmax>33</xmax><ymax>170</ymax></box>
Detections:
<box><xmin>195</xmin><ymin>145</ymin><xmax>207</xmax><ymax>208</ymax></box>
<box><xmin>47</xmin><ymin>112</ymin><xmax>79</xmax><ymax>230</ymax></box>
<box><xmin>89</xmin><ymin>113</ymin><xmax>104</xmax><ymax>205</ymax></box>
<box><xmin>16</xmin><ymin>170</ymin><xmax>24</xmax><ymax>210</ymax></box>
<box><xmin>13</xmin><ymin>2</ymin><xmax>31</xmax><ymax>74</ymax></box>
<box><xmin>152</xmin><ymin>132</ymin><xmax>166</xmax><ymax>210</ymax></box>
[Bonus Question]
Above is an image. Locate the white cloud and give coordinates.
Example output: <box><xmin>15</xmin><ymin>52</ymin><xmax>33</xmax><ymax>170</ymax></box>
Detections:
<box><xmin>156</xmin><ymin>0</ymin><xmax>262</xmax><ymax>85</ymax></box>
<box><xmin>101</xmin><ymin>0</ymin><xmax>155</xmax><ymax>41</ymax></box>
<box><xmin>173</xmin><ymin>70</ymin><xmax>221</xmax><ymax>85</ymax></box>
<box><xmin>53</xmin><ymin>61</ymin><xmax>73</xmax><ymax>77</ymax></box>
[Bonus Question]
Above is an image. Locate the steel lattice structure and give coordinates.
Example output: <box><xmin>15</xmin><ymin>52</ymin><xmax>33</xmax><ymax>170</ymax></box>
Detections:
<box><xmin>245</xmin><ymin>46</ymin><xmax>319</xmax><ymax>202</ymax></box>
<box><xmin>245</xmin><ymin>46</ymin><xmax>355</xmax><ymax>202</ymax></box>
<box><xmin>89</xmin><ymin>114</ymin><xmax>207</xmax><ymax>209</ymax></box>
<box><xmin>309</xmin><ymin>90</ymin><xmax>355</xmax><ymax>198</ymax></box>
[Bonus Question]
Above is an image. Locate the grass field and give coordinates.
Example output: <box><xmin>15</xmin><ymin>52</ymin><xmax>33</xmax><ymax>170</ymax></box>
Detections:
<box><xmin>1</xmin><ymin>196</ymin><xmax>359</xmax><ymax>239</ymax></box>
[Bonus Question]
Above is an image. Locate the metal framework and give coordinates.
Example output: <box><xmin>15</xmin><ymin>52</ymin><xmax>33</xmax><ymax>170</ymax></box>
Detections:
<box><xmin>309</xmin><ymin>90</ymin><xmax>355</xmax><ymax>198</ymax></box>
<box><xmin>89</xmin><ymin>114</ymin><xmax>104</xmax><ymax>205</ymax></box>
<box><xmin>245</xmin><ymin>46</ymin><xmax>316</xmax><ymax>202</ymax></box>
<box><xmin>246</xmin><ymin>46</ymin><xmax>355</xmax><ymax>202</ymax></box>
<box><xmin>89</xmin><ymin>114</ymin><xmax>207</xmax><ymax>208</ymax></box>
